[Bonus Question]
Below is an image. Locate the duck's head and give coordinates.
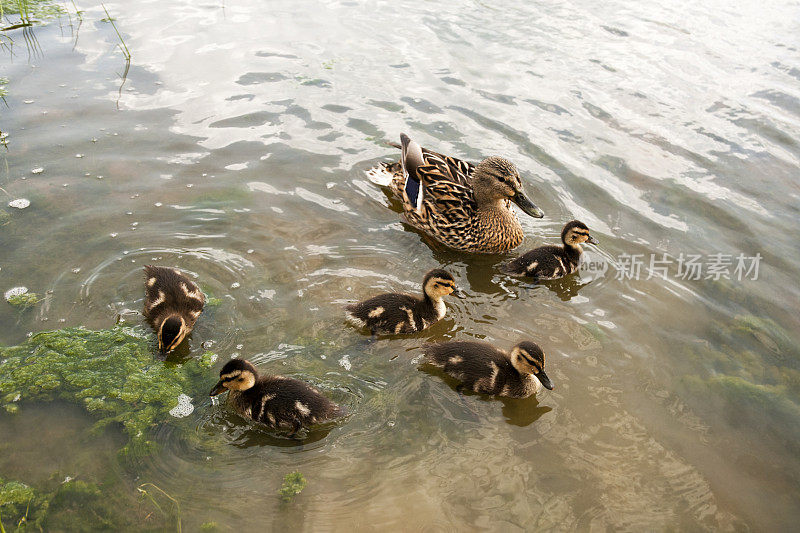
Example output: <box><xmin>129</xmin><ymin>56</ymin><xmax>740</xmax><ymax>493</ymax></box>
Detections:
<box><xmin>423</xmin><ymin>269</ymin><xmax>461</xmax><ymax>300</ymax></box>
<box><xmin>209</xmin><ymin>359</ymin><xmax>258</xmax><ymax>396</ymax></box>
<box><xmin>159</xmin><ymin>314</ymin><xmax>188</xmax><ymax>353</ymax></box>
<box><xmin>562</xmin><ymin>220</ymin><xmax>599</xmax><ymax>247</ymax></box>
<box><xmin>472</xmin><ymin>156</ymin><xmax>544</xmax><ymax>218</ymax></box>
<box><xmin>510</xmin><ymin>341</ymin><xmax>554</xmax><ymax>390</ymax></box>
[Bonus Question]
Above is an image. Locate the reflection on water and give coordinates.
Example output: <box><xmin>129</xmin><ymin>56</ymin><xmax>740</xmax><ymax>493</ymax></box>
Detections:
<box><xmin>1</xmin><ymin>0</ymin><xmax>799</xmax><ymax>529</ymax></box>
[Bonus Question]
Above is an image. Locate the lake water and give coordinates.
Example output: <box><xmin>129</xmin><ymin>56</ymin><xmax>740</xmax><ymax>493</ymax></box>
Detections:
<box><xmin>1</xmin><ymin>0</ymin><xmax>799</xmax><ymax>530</ymax></box>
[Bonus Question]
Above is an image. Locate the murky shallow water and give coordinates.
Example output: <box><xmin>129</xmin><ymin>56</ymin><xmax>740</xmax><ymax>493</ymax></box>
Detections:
<box><xmin>1</xmin><ymin>0</ymin><xmax>799</xmax><ymax>530</ymax></box>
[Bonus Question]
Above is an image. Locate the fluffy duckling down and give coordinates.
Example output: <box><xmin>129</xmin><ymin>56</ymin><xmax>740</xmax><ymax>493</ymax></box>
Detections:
<box><xmin>210</xmin><ymin>359</ymin><xmax>344</xmax><ymax>437</ymax></box>
<box><xmin>345</xmin><ymin>268</ymin><xmax>460</xmax><ymax>335</ymax></box>
<box><xmin>501</xmin><ymin>220</ymin><xmax>598</xmax><ymax>280</ymax></box>
<box><xmin>143</xmin><ymin>265</ymin><xmax>205</xmax><ymax>353</ymax></box>
<box><xmin>423</xmin><ymin>340</ymin><xmax>553</xmax><ymax>398</ymax></box>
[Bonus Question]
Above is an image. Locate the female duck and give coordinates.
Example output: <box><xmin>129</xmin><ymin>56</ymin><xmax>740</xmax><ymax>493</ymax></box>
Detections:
<box><xmin>143</xmin><ymin>265</ymin><xmax>205</xmax><ymax>353</ymax></box>
<box><xmin>210</xmin><ymin>359</ymin><xmax>344</xmax><ymax>437</ymax></box>
<box><xmin>501</xmin><ymin>220</ymin><xmax>598</xmax><ymax>279</ymax></box>
<box><xmin>345</xmin><ymin>268</ymin><xmax>459</xmax><ymax>335</ymax></box>
<box><xmin>423</xmin><ymin>340</ymin><xmax>553</xmax><ymax>398</ymax></box>
<box><xmin>371</xmin><ymin>133</ymin><xmax>544</xmax><ymax>254</ymax></box>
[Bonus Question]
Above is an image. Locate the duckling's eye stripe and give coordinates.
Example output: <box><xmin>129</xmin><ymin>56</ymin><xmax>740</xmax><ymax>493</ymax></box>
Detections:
<box><xmin>220</xmin><ymin>370</ymin><xmax>241</xmax><ymax>380</ymax></box>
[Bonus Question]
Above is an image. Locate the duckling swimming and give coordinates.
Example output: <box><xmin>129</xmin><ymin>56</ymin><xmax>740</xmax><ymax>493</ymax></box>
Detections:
<box><xmin>345</xmin><ymin>268</ymin><xmax>459</xmax><ymax>335</ymax></box>
<box><xmin>209</xmin><ymin>359</ymin><xmax>344</xmax><ymax>437</ymax></box>
<box><xmin>142</xmin><ymin>265</ymin><xmax>205</xmax><ymax>353</ymax></box>
<box><xmin>423</xmin><ymin>340</ymin><xmax>553</xmax><ymax>398</ymax></box>
<box><xmin>501</xmin><ymin>220</ymin><xmax>598</xmax><ymax>280</ymax></box>
<box><xmin>370</xmin><ymin>133</ymin><xmax>544</xmax><ymax>254</ymax></box>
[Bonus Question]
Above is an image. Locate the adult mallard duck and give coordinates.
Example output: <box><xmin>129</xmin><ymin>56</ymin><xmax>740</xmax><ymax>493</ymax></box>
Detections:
<box><xmin>501</xmin><ymin>220</ymin><xmax>599</xmax><ymax>279</ymax></box>
<box><xmin>370</xmin><ymin>133</ymin><xmax>544</xmax><ymax>254</ymax></box>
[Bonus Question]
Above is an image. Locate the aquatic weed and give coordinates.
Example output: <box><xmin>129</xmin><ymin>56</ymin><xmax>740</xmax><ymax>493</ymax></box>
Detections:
<box><xmin>100</xmin><ymin>3</ymin><xmax>129</xmax><ymax>60</ymax></box>
<box><xmin>5</xmin><ymin>292</ymin><xmax>40</xmax><ymax>310</ymax></box>
<box><xmin>278</xmin><ymin>472</ymin><xmax>307</xmax><ymax>502</ymax></box>
<box><xmin>0</xmin><ymin>476</ymin><xmax>157</xmax><ymax>531</ymax></box>
<box><xmin>0</xmin><ymin>326</ymin><xmax>211</xmax><ymax>458</ymax></box>
<box><xmin>137</xmin><ymin>483</ymin><xmax>181</xmax><ymax>533</ymax></box>
<box><xmin>0</xmin><ymin>477</ymin><xmax>42</xmax><ymax>531</ymax></box>
<box><xmin>0</xmin><ymin>0</ymin><xmax>64</xmax><ymax>23</ymax></box>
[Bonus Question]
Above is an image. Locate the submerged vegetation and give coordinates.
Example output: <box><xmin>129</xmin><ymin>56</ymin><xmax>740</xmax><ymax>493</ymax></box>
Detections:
<box><xmin>137</xmin><ymin>483</ymin><xmax>182</xmax><ymax>533</ymax></box>
<box><xmin>0</xmin><ymin>0</ymin><xmax>64</xmax><ymax>25</ymax></box>
<box><xmin>0</xmin><ymin>326</ymin><xmax>214</xmax><ymax>457</ymax></box>
<box><xmin>278</xmin><ymin>472</ymin><xmax>307</xmax><ymax>503</ymax></box>
<box><xmin>0</xmin><ymin>475</ymin><xmax>179</xmax><ymax>531</ymax></box>
<box><xmin>681</xmin><ymin>314</ymin><xmax>800</xmax><ymax>449</ymax></box>
<box><xmin>4</xmin><ymin>292</ymin><xmax>39</xmax><ymax>310</ymax></box>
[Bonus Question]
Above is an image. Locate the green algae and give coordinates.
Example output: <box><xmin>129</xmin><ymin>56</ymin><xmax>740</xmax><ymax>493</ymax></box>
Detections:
<box><xmin>278</xmin><ymin>472</ymin><xmax>306</xmax><ymax>503</ymax></box>
<box><xmin>0</xmin><ymin>0</ymin><xmax>64</xmax><ymax>22</ymax></box>
<box><xmin>0</xmin><ymin>327</ymin><xmax>209</xmax><ymax>458</ymax></box>
<box><xmin>205</xmin><ymin>296</ymin><xmax>223</xmax><ymax>308</ymax></box>
<box><xmin>0</xmin><ymin>476</ymin><xmax>47</xmax><ymax>531</ymax></box>
<box><xmin>0</xmin><ymin>476</ymin><xmax>171</xmax><ymax>532</ymax></box>
<box><xmin>684</xmin><ymin>374</ymin><xmax>800</xmax><ymax>443</ymax></box>
<box><xmin>5</xmin><ymin>293</ymin><xmax>39</xmax><ymax>310</ymax></box>
<box><xmin>732</xmin><ymin>314</ymin><xmax>797</xmax><ymax>359</ymax></box>
<box><xmin>708</xmin><ymin>375</ymin><xmax>800</xmax><ymax>422</ymax></box>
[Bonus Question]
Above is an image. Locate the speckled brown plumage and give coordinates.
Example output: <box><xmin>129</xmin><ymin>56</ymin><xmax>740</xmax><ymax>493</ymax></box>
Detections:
<box><xmin>376</xmin><ymin>134</ymin><xmax>544</xmax><ymax>254</ymax></box>
<box><xmin>210</xmin><ymin>359</ymin><xmax>344</xmax><ymax>436</ymax></box>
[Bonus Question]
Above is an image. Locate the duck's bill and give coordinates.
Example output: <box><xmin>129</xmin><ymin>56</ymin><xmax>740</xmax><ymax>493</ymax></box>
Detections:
<box><xmin>587</xmin><ymin>235</ymin><xmax>600</xmax><ymax>245</ymax></box>
<box><xmin>452</xmin><ymin>287</ymin><xmax>467</xmax><ymax>299</ymax></box>
<box><xmin>209</xmin><ymin>381</ymin><xmax>226</xmax><ymax>396</ymax></box>
<box><xmin>536</xmin><ymin>370</ymin><xmax>554</xmax><ymax>390</ymax></box>
<box><xmin>512</xmin><ymin>191</ymin><xmax>544</xmax><ymax>218</ymax></box>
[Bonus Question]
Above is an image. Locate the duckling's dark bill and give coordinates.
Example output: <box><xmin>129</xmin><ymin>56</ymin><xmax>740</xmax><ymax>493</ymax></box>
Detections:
<box><xmin>536</xmin><ymin>370</ymin><xmax>554</xmax><ymax>390</ymax></box>
<box><xmin>209</xmin><ymin>381</ymin><xmax>226</xmax><ymax>396</ymax></box>
<box><xmin>512</xmin><ymin>191</ymin><xmax>544</xmax><ymax>218</ymax></box>
<box><xmin>587</xmin><ymin>235</ymin><xmax>600</xmax><ymax>245</ymax></box>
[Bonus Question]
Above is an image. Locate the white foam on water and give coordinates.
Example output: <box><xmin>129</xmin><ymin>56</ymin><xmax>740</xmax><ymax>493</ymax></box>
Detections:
<box><xmin>8</xmin><ymin>198</ymin><xmax>30</xmax><ymax>209</ymax></box>
<box><xmin>169</xmin><ymin>394</ymin><xmax>195</xmax><ymax>418</ymax></box>
<box><xmin>4</xmin><ymin>287</ymin><xmax>28</xmax><ymax>300</ymax></box>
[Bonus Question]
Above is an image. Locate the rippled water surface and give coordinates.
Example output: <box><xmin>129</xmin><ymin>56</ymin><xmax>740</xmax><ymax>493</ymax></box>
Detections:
<box><xmin>1</xmin><ymin>0</ymin><xmax>799</xmax><ymax>530</ymax></box>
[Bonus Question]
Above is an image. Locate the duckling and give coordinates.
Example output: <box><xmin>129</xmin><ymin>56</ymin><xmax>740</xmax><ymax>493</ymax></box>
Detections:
<box><xmin>423</xmin><ymin>340</ymin><xmax>553</xmax><ymax>398</ymax></box>
<box><xmin>142</xmin><ymin>265</ymin><xmax>205</xmax><ymax>353</ymax></box>
<box><xmin>345</xmin><ymin>268</ymin><xmax>459</xmax><ymax>335</ymax></box>
<box><xmin>370</xmin><ymin>133</ymin><xmax>544</xmax><ymax>254</ymax></box>
<box><xmin>501</xmin><ymin>220</ymin><xmax>599</xmax><ymax>279</ymax></box>
<box><xmin>209</xmin><ymin>359</ymin><xmax>344</xmax><ymax>437</ymax></box>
